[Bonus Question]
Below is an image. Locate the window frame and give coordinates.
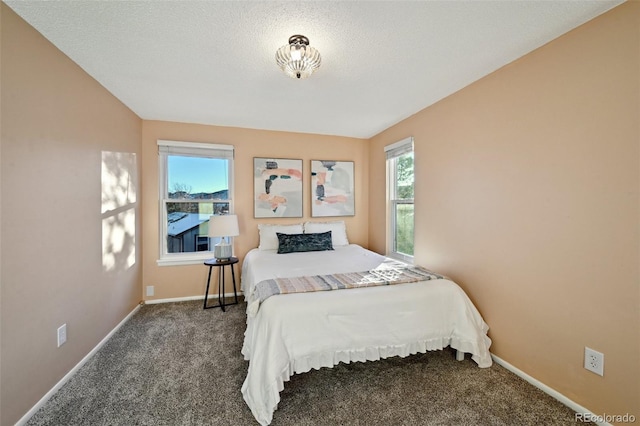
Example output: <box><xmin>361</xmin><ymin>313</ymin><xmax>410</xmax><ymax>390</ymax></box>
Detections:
<box><xmin>157</xmin><ymin>140</ymin><xmax>234</xmax><ymax>266</ymax></box>
<box><xmin>385</xmin><ymin>137</ymin><xmax>414</xmax><ymax>264</ymax></box>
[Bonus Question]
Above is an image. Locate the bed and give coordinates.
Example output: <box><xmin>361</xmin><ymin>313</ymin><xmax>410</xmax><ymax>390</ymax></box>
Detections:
<box><xmin>240</xmin><ymin>222</ymin><xmax>492</xmax><ymax>426</ymax></box>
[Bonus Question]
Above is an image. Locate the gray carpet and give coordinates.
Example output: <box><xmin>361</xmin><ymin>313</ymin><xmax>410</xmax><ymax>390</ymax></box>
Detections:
<box><xmin>27</xmin><ymin>301</ymin><xmax>589</xmax><ymax>425</ymax></box>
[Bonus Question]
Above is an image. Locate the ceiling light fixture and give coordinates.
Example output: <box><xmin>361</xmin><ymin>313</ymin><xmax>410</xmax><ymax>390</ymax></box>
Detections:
<box><xmin>275</xmin><ymin>35</ymin><xmax>321</xmax><ymax>79</ymax></box>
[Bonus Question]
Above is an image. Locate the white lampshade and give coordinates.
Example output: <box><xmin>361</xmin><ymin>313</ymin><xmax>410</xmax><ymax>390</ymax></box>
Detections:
<box><xmin>208</xmin><ymin>215</ymin><xmax>239</xmax><ymax>260</ymax></box>
<box><xmin>208</xmin><ymin>214</ymin><xmax>239</xmax><ymax>238</ymax></box>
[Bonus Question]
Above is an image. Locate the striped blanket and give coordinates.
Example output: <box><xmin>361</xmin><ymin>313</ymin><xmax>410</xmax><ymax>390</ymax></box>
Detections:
<box><xmin>247</xmin><ymin>266</ymin><xmax>445</xmax><ymax>316</ymax></box>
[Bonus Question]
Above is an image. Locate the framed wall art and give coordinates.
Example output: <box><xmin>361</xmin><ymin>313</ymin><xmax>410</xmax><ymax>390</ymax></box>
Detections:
<box><xmin>311</xmin><ymin>160</ymin><xmax>355</xmax><ymax>217</ymax></box>
<box><xmin>254</xmin><ymin>157</ymin><xmax>303</xmax><ymax>218</ymax></box>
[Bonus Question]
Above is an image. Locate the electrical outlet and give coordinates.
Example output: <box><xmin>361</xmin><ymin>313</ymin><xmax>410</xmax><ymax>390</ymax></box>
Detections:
<box><xmin>57</xmin><ymin>324</ymin><xmax>67</xmax><ymax>347</ymax></box>
<box><xmin>584</xmin><ymin>347</ymin><xmax>604</xmax><ymax>376</ymax></box>
<box><xmin>146</xmin><ymin>286</ymin><xmax>154</xmax><ymax>297</ymax></box>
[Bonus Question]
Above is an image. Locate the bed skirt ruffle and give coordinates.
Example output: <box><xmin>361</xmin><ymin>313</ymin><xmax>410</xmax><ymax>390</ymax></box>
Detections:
<box><xmin>242</xmin><ymin>333</ymin><xmax>491</xmax><ymax>426</ymax></box>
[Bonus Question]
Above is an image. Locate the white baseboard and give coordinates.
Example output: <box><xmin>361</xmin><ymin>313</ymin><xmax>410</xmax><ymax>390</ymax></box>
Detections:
<box><xmin>491</xmin><ymin>354</ymin><xmax>611</xmax><ymax>426</ymax></box>
<box><xmin>144</xmin><ymin>291</ymin><xmax>244</xmax><ymax>305</ymax></box>
<box><xmin>15</xmin><ymin>303</ymin><xmax>142</xmax><ymax>426</ymax></box>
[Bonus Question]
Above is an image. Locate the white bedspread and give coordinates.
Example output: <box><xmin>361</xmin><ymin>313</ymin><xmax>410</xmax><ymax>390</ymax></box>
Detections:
<box><xmin>241</xmin><ymin>245</ymin><xmax>492</xmax><ymax>426</ymax></box>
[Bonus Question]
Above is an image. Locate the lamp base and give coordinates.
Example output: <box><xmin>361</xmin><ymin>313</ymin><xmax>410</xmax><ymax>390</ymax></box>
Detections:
<box><xmin>214</xmin><ymin>242</ymin><xmax>232</xmax><ymax>261</ymax></box>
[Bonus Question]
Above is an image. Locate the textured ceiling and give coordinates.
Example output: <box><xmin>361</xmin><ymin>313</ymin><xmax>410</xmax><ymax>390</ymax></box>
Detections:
<box><xmin>4</xmin><ymin>1</ymin><xmax>624</xmax><ymax>139</ymax></box>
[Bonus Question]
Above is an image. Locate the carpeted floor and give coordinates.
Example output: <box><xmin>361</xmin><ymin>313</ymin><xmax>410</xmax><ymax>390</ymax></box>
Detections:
<box><xmin>26</xmin><ymin>300</ymin><xmax>589</xmax><ymax>425</ymax></box>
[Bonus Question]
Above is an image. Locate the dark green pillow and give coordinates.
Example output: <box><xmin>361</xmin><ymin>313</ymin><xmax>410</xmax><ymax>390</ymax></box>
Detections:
<box><xmin>276</xmin><ymin>231</ymin><xmax>334</xmax><ymax>254</ymax></box>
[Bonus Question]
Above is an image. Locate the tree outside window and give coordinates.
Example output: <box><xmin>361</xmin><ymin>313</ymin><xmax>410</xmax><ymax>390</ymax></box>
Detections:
<box><xmin>394</xmin><ymin>152</ymin><xmax>414</xmax><ymax>256</ymax></box>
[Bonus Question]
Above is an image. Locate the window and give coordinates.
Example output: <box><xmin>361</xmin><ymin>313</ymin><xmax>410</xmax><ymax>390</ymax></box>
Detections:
<box><xmin>386</xmin><ymin>137</ymin><xmax>414</xmax><ymax>262</ymax></box>
<box><xmin>195</xmin><ymin>235</ymin><xmax>210</xmax><ymax>252</ymax></box>
<box><xmin>157</xmin><ymin>140</ymin><xmax>234</xmax><ymax>265</ymax></box>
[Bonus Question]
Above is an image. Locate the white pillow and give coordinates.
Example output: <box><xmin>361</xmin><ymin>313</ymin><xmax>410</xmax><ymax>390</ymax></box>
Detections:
<box><xmin>303</xmin><ymin>221</ymin><xmax>349</xmax><ymax>246</ymax></box>
<box><xmin>258</xmin><ymin>223</ymin><xmax>303</xmax><ymax>251</ymax></box>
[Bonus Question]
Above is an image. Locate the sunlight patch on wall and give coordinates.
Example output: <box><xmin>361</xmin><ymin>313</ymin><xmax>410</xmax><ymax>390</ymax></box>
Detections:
<box><xmin>102</xmin><ymin>208</ymin><xmax>136</xmax><ymax>271</ymax></box>
<box><xmin>102</xmin><ymin>151</ymin><xmax>137</xmax><ymax>214</ymax></box>
<box><xmin>101</xmin><ymin>151</ymin><xmax>137</xmax><ymax>272</ymax></box>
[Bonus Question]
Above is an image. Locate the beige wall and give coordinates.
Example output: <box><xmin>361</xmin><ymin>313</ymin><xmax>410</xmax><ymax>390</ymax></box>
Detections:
<box><xmin>369</xmin><ymin>2</ymin><xmax>639</xmax><ymax>420</ymax></box>
<box><xmin>141</xmin><ymin>121</ymin><xmax>368</xmax><ymax>300</ymax></box>
<box><xmin>0</xmin><ymin>5</ymin><xmax>143</xmax><ymax>425</ymax></box>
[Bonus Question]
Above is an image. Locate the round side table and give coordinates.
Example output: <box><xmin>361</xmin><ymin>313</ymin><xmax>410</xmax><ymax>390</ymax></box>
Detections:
<box><xmin>203</xmin><ymin>257</ymin><xmax>239</xmax><ymax>311</ymax></box>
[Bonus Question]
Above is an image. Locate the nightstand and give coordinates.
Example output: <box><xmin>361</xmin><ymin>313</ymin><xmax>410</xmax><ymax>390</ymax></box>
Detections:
<box><xmin>203</xmin><ymin>257</ymin><xmax>239</xmax><ymax>311</ymax></box>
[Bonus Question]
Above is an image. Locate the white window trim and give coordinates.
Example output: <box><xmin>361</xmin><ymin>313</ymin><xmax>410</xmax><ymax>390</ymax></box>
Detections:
<box><xmin>157</xmin><ymin>140</ymin><xmax>234</xmax><ymax>266</ymax></box>
<box><xmin>385</xmin><ymin>137</ymin><xmax>414</xmax><ymax>264</ymax></box>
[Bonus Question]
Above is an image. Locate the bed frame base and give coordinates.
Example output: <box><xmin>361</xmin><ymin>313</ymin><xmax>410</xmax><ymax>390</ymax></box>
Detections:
<box><xmin>456</xmin><ymin>350</ymin><xmax>465</xmax><ymax>361</ymax></box>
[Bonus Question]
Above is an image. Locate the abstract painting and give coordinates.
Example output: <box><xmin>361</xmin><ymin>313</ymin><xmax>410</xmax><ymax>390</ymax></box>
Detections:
<box><xmin>254</xmin><ymin>158</ymin><xmax>303</xmax><ymax>218</ymax></box>
<box><xmin>311</xmin><ymin>160</ymin><xmax>355</xmax><ymax>217</ymax></box>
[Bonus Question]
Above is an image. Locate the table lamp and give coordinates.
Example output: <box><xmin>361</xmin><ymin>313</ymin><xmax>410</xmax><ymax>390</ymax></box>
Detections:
<box><xmin>208</xmin><ymin>214</ymin><xmax>239</xmax><ymax>261</ymax></box>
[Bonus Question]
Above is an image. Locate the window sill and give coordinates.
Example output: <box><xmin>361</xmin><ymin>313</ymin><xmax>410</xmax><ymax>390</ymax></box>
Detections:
<box><xmin>156</xmin><ymin>253</ymin><xmax>216</xmax><ymax>267</ymax></box>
